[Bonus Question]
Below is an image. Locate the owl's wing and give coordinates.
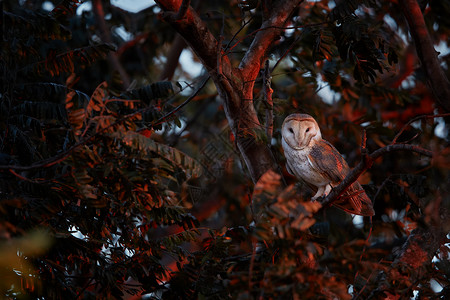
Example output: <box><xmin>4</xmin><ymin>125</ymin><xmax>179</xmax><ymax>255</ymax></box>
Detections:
<box><xmin>307</xmin><ymin>140</ymin><xmax>350</xmax><ymax>183</ymax></box>
<box><xmin>285</xmin><ymin>160</ymin><xmax>294</xmax><ymax>176</ymax></box>
<box><xmin>309</xmin><ymin>141</ymin><xmax>375</xmax><ymax>216</ymax></box>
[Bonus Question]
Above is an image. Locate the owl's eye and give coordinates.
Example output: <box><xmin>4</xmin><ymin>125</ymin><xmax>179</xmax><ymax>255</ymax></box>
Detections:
<box><xmin>289</xmin><ymin>128</ymin><xmax>294</xmax><ymax>133</ymax></box>
<box><xmin>305</xmin><ymin>128</ymin><xmax>310</xmax><ymax>133</ymax></box>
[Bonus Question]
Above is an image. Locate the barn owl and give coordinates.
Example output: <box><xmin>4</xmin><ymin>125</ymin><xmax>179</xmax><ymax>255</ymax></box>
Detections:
<box><xmin>281</xmin><ymin>113</ymin><xmax>374</xmax><ymax>216</ymax></box>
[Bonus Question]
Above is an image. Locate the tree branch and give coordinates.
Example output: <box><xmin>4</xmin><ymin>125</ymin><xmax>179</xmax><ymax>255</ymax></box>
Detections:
<box><xmin>175</xmin><ymin>0</ymin><xmax>190</xmax><ymax>20</ymax></box>
<box><xmin>158</xmin><ymin>0</ymin><xmax>203</xmax><ymax>81</ymax></box>
<box><xmin>319</xmin><ymin>142</ymin><xmax>433</xmax><ymax>212</ymax></box>
<box><xmin>155</xmin><ymin>0</ymin><xmax>304</xmax><ymax>182</ymax></box>
<box><xmin>392</xmin><ymin>113</ymin><xmax>450</xmax><ymax>144</ymax></box>
<box><xmin>92</xmin><ymin>0</ymin><xmax>131</xmax><ymax>89</ymax></box>
<box><xmin>318</xmin><ymin>112</ymin><xmax>450</xmax><ymax>212</ymax></box>
<box><xmin>151</xmin><ymin>75</ymin><xmax>210</xmax><ymax>128</ymax></box>
<box><xmin>158</xmin><ymin>34</ymin><xmax>187</xmax><ymax>81</ymax></box>
<box><xmin>399</xmin><ymin>0</ymin><xmax>450</xmax><ymax>112</ymax></box>
<box><xmin>389</xmin><ymin>44</ymin><xmax>416</xmax><ymax>89</ymax></box>
<box><xmin>0</xmin><ymin>78</ymin><xmax>206</xmax><ymax>172</ymax></box>
<box><xmin>263</xmin><ymin>60</ymin><xmax>273</xmax><ymax>141</ymax></box>
<box><xmin>155</xmin><ymin>0</ymin><xmax>222</xmax><ymax>73</ymax></box>
<box><xmin>370</xmin><ymin>225</ymin><xmax>448</xmax><ymax>298</ymax></box>
<box><xmin>239</xmin><ymin>0</ymin><xmax>303</xmax><ymax>95</ymax></box>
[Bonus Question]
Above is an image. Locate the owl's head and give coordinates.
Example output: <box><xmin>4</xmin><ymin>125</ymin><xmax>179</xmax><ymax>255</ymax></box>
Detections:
<box><xmin>281</xmin><ymin>114</ymin><xmax>322</xmax><ymax>149</ymax></box>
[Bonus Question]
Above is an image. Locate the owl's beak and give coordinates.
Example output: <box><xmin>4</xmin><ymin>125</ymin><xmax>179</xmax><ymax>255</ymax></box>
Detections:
<box><xmin>300</xmin><ymin>133</ymin><xmax>313</xmax><ymax>148</ymax></box>
<box><xmin>283</xmin><ymin>136</ymin><xmax>305</xmax><ymax>150</ymax></box>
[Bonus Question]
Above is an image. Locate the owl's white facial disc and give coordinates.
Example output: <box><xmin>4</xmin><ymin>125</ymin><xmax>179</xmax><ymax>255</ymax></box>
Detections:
<box><xmin>282</xmin><ymin>114</ymin><xmax>322</xmax><ymax>150</ymax></box>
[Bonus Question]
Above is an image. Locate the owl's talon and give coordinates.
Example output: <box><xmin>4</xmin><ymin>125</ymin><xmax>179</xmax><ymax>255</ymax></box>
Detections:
<box><xmin>311</xmin><ymin>195</ymin><xmax>325</xmax><ymax>202</ymax></box>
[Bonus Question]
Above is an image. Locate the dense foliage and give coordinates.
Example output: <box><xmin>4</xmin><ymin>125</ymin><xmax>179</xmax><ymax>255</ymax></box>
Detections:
<box><xmin>0</xmin><ymin>0</ymin><xmax>449</xmax><ymax>299</ymax></box>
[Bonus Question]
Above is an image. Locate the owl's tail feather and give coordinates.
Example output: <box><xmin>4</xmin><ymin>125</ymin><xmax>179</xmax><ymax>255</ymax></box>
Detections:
<box><xmin>333</xmin><ymin>182</ymin><xmax>375</xmax><ymax>216</ymax></box>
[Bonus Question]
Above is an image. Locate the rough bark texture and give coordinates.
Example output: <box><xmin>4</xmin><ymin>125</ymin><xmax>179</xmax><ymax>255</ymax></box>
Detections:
<box><xmin>399</xmin><ymin>0</ymin><xmax>450</xmax><ymax>112</ymax></box>
<box><xmin>159</xmin><ymin>0</ymin><xmax>201</xmax><ymax>81</ymax></box>
<box><xmin>155</xmin><ymin>0</ymin><xmax>302</xmax><ymax>182</ymax></box>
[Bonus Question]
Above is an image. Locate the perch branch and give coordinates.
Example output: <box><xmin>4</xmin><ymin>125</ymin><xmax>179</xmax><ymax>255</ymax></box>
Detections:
<box><xmin>319</xmin><ymin>112</ymin><xmax>449</xmax><ymax>211</ymax></box>
<box><xmin>319</xmin><ymin>142</ymin><xmax>432</xmax><ymax>212</ymax></box>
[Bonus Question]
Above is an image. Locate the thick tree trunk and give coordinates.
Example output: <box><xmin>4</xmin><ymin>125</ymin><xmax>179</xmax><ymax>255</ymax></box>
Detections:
<box><xmin>399</xmin><ymin>0</ymin><xmax>450</xmax><ymax>112</ymax></box>
<box><xmin>154</xmin><ymin>0</ymin><xmax>302</xmax><ymax>182</ymax></box>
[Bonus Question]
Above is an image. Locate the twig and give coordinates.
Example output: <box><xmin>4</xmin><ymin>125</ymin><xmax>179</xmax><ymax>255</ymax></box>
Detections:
<box><xmin>372</xmin><ymin>175</ymin><xmax>395</xmax><ymax>206</ymax></box>
<box><xmin>8</xmin><ymin>169</ymin><xmax>50</xmax><ymax>184</ymax></box>
<box><xmin>74</xmin><ymin>277</ymin><xmax>95</xmax><ymax>300</ymax></box>
<box><xmin>262</xmin><ymin>60</ymin><xmax>273</xmax><ymax>141</ymax></box>
<box><xmin>319</xmin><ymin>113</ymin><xmax>448</xmax><ymax>212</ymax></box>
<box><xmin>248</xmin><ymin>239</ymin><xmax>257</xmax><ymax>292</ymax></box>
<box><xmin>0</xmin><ymin>115</ymin><xmax>129</xmax><ymax>172</ymax></box>
<box><xmin>354</xmin><ymin>264</ymin><xmax>377</xmax><ymax>300</ymax></box>
<box><xmin>151</xmin><ymin>75</ymin><xmax>210</xmax><ymax>128</ymax></box>
<box><xmin>271</xmin><ymin>31</ymin><xmax>304</xmax><ymax>73</ymax></box>
<box><xmin>223</xmin><ymin>16</ymin><xmax>254</xmax><ymax>52</ymax></box>
<box><xmin>224</xmin><ymin>21</ymin><xmax>329</xmax><ymax>56</ymax></box>
<box><xmin>361</xmin><ymin>128</ymin><xmax>367</xmax><ymax>150</ymax></box>
<box><xmin>217</xmin><ymin>36</ymin><xmax>224</xmax><ymax>75</ymax></box>
<box><xmin>168</xmin><ymin>94</ymin><xmax>217</xmax><ymax>146</ymax></box>
<box><xmin>0</xmin><ymin>77</ymin><xmax>210</xmax><ymax>172</ymax></box>
<box><xmin>392</xmin><ymin>113</ymin><xmax>450</xmax><ymax>144</ymax></box>
<box><xmin>319</xmin><ymin>144</ymin><xmax>433</xmax><ymax>213</ymax></box>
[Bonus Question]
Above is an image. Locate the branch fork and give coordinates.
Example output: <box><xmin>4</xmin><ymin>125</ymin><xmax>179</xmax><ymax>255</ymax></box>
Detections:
<box><xmin>155</xmin><ymin>0</ymin><xmax>303</xmax><ymax>182</ymax></box>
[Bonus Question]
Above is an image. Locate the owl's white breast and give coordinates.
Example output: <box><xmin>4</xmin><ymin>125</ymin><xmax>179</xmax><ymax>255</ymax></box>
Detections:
<box><xmin>282</xmin><ymin>139</ymin><xmax>330</xmax><ymax>187</ymax></box>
